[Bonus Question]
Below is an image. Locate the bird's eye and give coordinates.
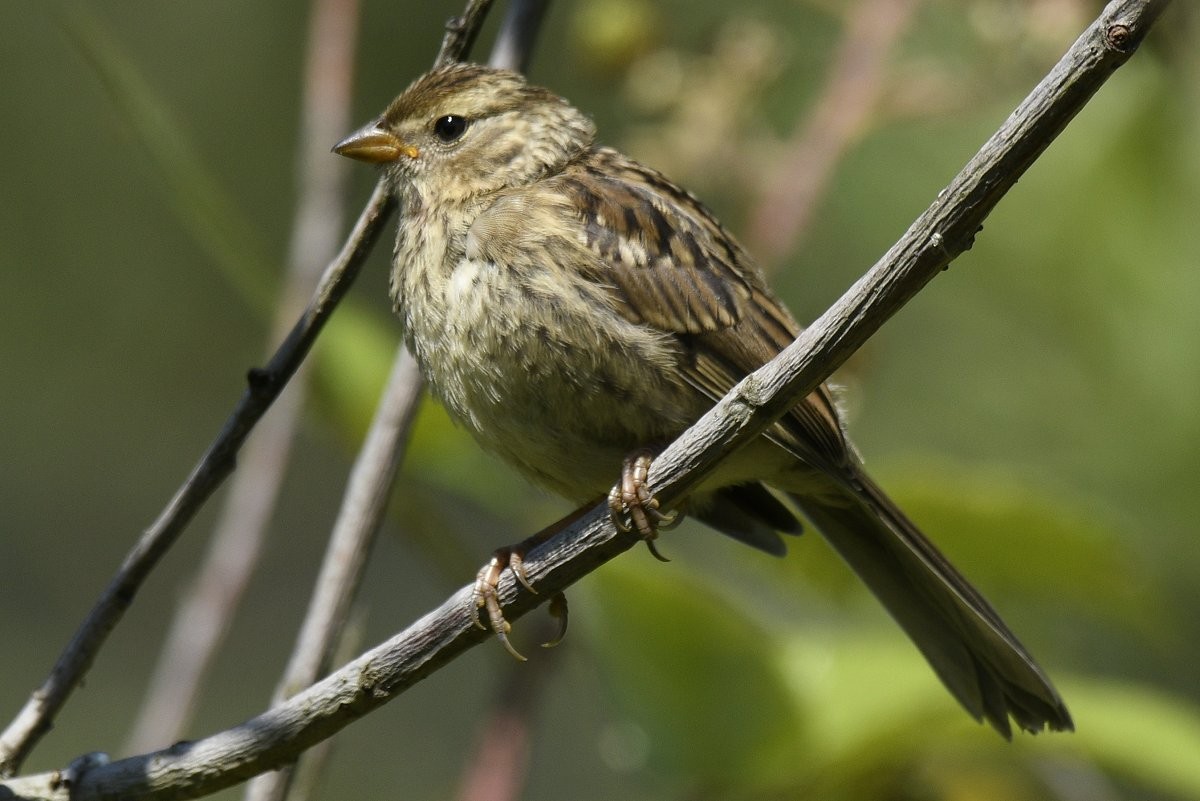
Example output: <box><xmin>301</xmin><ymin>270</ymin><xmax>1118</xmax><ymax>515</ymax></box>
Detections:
<box><xmin>433</xmin><ymin>115</ymin><xmax>469</xmax><ymax>143</ymax></box>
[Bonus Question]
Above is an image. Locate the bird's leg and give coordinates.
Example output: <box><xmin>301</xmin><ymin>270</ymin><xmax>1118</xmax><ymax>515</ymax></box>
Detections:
<box><xmin>472</xmin><ymin>506</ymin><xmax>590</xmax><ymax>660</ymax></box>
<box><xmin>607</xmin><ymin>450</ymin><xmax>679</xmax><ymax>562</ymax></box>
<box><xmin>475</xmin><ymin>451</ymin><xmax>681</xmax><ymax>659</ymax></box>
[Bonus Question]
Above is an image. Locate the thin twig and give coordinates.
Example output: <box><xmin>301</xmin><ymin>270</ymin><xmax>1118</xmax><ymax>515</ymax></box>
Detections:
<box><xmin>0</xmin><ymin>177</ymin><xmax>394</xmax><ymax>779</ymax></box>
<box><xmin>0</xmin><ymin>1</ymin><xmax>1166</xmax><ymax>798</ymax></box>
<box><xmin>245</xmin><ymin>8</ymin><xmax>548</xmax><ymax>799</ymax></box>
<box><xmin>241</xmin><ymin>349</ymin><xmax>422</xmax><ymax>801</ymax></box>
<box><xmin>748</xmin><ymin>0</ymin><xmax>921</xmax><ymax>263</ymax></box>
<box><xmin>124</xmin><ymin>0</ymin><xmax>362</xmax><ymax>756</ymax></box>
<box><xmin>0</xmin><ymin>0</ymin><xmax>507</xmax><ymax>777</ymax></box>
<box><xmin>436</xmin><ymin>0</ymin><xmax>496</xmax><ymax>67</ymax></box>
<box><xmin>274</xmin><ymin>609</ymin><xmax>366</xmax><ymax>801</ymax></box>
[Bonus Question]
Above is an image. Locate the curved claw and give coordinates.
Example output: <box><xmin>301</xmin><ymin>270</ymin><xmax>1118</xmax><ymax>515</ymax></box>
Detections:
<box><xmin>541</xmin><ymin>592</ymin><xmax>569</xmax><ymax>649</ymax></box>
<box><xmin>472</xmin><ymin>553</ymin><xmax>527</xmax><ymax>660</ymax></box>
<box><xmin>644</xmin><ymin>539</ymin><xmax>671</xmax><ymax>562</ymax></box>
<box><xmin>508</xmin><ymin>551</ymin><xmax>537</xmax><ymax>595</ymax></box>
<box><xmin>608</xmin><ymin>451</ymin><xmax>682</xmax><ymax>561</ymax></box>
<box><xmin>656</xmin><ymin>509</ymin><xmax>681</xmax><ymax>530</ymax></box>
<box><xmin>495</xmin><ymin>627</ymin><xmax>527</xmax><ymax>662</ymax></box>
<box><xmin>468</xmin><ymin>507</ymin><xmax>595</xmax><ymax>659</ymax></box>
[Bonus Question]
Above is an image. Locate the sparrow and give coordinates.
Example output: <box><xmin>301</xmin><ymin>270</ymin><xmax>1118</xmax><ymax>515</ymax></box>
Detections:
<box><xmin>334</xmin><ymin>62</ymin><xmax>1072</xmax><ymax>738</ymax></box>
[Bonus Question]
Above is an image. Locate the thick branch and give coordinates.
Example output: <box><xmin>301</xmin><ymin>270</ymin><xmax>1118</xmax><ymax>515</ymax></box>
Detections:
<box><xmin>0</xmin><ymin>0</ymin><xmax>1167</xmax><ymax>798</ymax></box>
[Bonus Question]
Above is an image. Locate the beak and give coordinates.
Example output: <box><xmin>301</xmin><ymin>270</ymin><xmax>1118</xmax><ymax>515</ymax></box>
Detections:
<box><xmin>332</xmin><ymin>122</ymin><xmax>418</xmax><ymax>163</ymax></box>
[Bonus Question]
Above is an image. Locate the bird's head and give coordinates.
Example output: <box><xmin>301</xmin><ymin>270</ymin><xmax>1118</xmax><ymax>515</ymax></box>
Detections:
<box><xmin>334</xmin><ymin>63</ymin><xmax>595</xmax><ymax>202</ymax></box>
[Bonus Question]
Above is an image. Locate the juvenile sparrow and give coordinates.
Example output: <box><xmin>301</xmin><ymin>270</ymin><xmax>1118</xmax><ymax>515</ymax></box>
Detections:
<box><xmin>335</xmin><ymin>63</ymin><xmax>1072</xmax><ymax>737</ymax></box>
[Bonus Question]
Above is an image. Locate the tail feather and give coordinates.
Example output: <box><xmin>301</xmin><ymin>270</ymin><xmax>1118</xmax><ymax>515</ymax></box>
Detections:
<box><xmin>787</xmin><ymin>470</ymin><xmax>1072</xmax><ymax>738</ymax></box>
<box><xmin>693</xmin><ymin>484</ymin><xmax>804</xmax><ymax>556</ymax></box>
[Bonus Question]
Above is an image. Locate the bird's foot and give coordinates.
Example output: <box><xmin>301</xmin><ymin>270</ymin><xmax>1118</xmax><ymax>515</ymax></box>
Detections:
<box><xmin>471</xmin><ymin>516</ymin><xmax>577</xmax><ymax>660</ymax></box>
<box><xmin>608</xmin><ymin>450</ymin><xmax>679</xmax><ymax>562</ymax></box>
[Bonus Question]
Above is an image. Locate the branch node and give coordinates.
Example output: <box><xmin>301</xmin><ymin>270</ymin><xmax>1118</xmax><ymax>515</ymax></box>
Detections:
<box><xmin>1105</xmin><ymin>23</ymin><xmax>1133</xmax><ymax>51</ymax></box>
<box><xmin>59</xmin><ymin>751</ymin><xmax>111</xmax><ymax>790</ymax></box>
<box><xmin>733</xmin><ymin>375</ymin><xmax>767</xmax><ymax>414</ymax></box>
<box><xmin>246</xmin><ymin>367</ymin><xmax>277</xmax><ymax>395</ymax></box>
<box><xmin>445</xmin><ymin>15</ymin><xmax>466</xmax><ymax>38</ymax></box>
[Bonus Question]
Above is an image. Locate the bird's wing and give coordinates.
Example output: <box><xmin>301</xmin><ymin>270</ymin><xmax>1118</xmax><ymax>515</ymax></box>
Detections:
<box><xmin>536</xmin><ymin>147</ymin><xmax>851</xmax><ymax>472</ymax></box>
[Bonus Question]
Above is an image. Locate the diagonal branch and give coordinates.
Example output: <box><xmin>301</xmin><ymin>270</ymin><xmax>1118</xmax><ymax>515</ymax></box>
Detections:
<box><xmin>0</xmin><ymin>0</ymin><xmax>494</xmax><ymax>779</ymax></box>
<box><xmin>0</xmin><ymin>0</ymin><xmax>1167</xmax><ymax>798</ymax></box>
<box><xmin>243</xmin><ymin>5</ymin><xmax>551</xmax><ymax>801</ymax></box>
<box><xmin>125</xmin><ymin>0</ymin><xmax>363</xmax><ymax>755</ymax></box>
<box><xmin>0</xmin><ymin>180</ymin><xmax>394</xmax><ymax>780</ymax></box>
<box><xmin>241</xmin><ymin>348</ymin><xmax>423</xmax><ymax>801</ymax></box>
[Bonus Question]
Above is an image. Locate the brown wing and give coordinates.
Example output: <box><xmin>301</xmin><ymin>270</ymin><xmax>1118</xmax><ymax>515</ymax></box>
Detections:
<box><xmin>546</xmin><ymin>146</ymin><xmax>849</xmax><ymax>472</ymax></box>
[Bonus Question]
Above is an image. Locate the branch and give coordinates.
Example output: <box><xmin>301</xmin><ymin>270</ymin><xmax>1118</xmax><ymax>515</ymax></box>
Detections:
<box><xmin>125</xmin><ymin>0</ymin><xmax>363</xmax><ymax>755</ymax></box>
<box><xmin>0</xmin><ymin>0</ymin><xmax>497</xmax><ymax>777</ymax></box>
<box><xmin>242</xmin><ymin>349</ymin><xmax>422</xmax><ymax>801</ymax></box>
<box><xmin>243</xmin><ymin>5</ymin><xmax>550</xmax><ymax>799</ymax></box>
<box><xmin>435</xmin><ymin>0</ymin><xmax>495</xmax><ymax>68</ymax></box>
<box><xmin>0</xmin><ymin>179</ymin><xmax>395</xmax><ymax>780</ymax></box>
<box><xmin>0</xmin><ymin>0</ymin><xmax>1167</xmax><ymax>798</ymax></box>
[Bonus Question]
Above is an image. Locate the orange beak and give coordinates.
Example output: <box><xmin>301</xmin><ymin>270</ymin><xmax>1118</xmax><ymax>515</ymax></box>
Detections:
<box><xmin>332</xmin><ymin>123</ymin><xmax>419</xmax><ymax>163</ymax></box>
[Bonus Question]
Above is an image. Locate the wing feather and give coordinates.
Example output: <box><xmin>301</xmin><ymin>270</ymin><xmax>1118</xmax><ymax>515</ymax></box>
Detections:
<box><xmin>545</xmin><ymin>147</ymin><xmax>850</xmax><ymax>470</ymax></box>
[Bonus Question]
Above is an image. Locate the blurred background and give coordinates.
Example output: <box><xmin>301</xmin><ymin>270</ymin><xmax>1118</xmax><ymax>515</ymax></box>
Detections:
<box><xmin>2</xmin><ymin>0</ymin><xmax>1198</xmax><ymax>799</ymax></box>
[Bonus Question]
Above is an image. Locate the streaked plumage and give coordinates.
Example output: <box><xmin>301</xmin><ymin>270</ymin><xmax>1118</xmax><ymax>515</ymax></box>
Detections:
<box><xmin>335</xmin><ymin>63</ymin><xmax>1072</xmax><ymax>737</ymax></box>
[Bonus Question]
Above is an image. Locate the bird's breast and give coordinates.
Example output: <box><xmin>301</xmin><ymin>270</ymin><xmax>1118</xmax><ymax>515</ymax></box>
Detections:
<box><xmin>393</xmin><ymin>215</ymin><xmax>704</xmax><ymax>498</ymax></box>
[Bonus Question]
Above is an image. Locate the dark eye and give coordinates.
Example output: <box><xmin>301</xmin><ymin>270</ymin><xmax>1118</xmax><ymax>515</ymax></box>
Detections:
<box><xmin>433</xmin><ymin>115</ymin><xmax>469</xmax><ymax>143</ymax></box>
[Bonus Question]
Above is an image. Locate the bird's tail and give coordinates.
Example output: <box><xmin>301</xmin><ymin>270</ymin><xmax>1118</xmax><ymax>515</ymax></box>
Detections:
<box><xmin>787</xmin><ymin>469</ymin><xmax>1072</xmax><ymax>738</ymax></box>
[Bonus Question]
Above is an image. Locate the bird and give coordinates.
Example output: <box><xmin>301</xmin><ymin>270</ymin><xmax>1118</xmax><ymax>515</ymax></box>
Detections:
<box><xmin>333</xmin><ymin>62</ymin><xmax>1072</xmax><ymax>738</ymax></box>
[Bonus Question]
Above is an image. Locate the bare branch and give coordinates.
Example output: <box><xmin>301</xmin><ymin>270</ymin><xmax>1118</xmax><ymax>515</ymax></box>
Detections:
<box><xmin>646</xmin><ymin>0</ymin><xmax>1167</xmax><ymax>510</ymax></box>
<box><xmin>243</xmin><ymin>7</ymin><xmax>549</xmax><ymax>798</ymax></box>
<box><xmin>0</xmin><ymin>0</ymin><xmax>1167</xmax><ymax>798</ymax></box>
<box><xmin>0</xmin><ymin>0</ymin><xmax>503</xmax><ymax>777</ymax></box>
<box><xmin>0</xmin><ymin>178</ymin><xmax>394</xmax><ymax>779</ymax></box>
<box><xmin>125</xmin><ymin>0</ymin><xmax>363</xmax><ymax>755</ymax></box>
<box><xmin>241</xmin><ymin>349</ymin><xmax>422</xmax><ymax>801</ymax></box>
<box><xmin>436</xmin><ymin>0</ymin><xmax>496</xmax><ymax>67</ymax></box>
